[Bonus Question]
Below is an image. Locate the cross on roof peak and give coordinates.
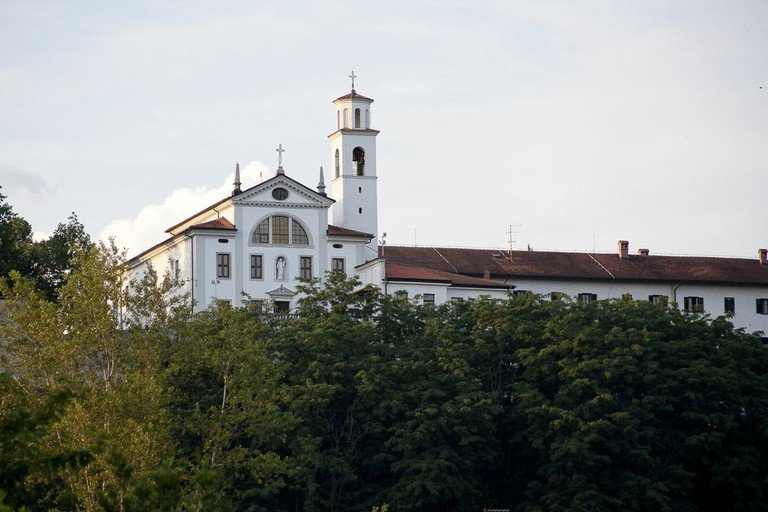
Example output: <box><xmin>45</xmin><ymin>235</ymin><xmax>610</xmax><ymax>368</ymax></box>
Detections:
<box><xmin>349</xmin><ymin>70</ymin><xmax>357</xmax><ymax>91</ymax></box>
<box><xmin>276</xmin><ymin>144</ymin><xmax>285</xmax><ymax>174</ymax></box>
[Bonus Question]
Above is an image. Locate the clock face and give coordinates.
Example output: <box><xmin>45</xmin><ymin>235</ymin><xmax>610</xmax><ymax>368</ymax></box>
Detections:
<box><xmin>272</xmin><ymin>187</ymin><xmax>289</xmax><ymax>200</ymax></box>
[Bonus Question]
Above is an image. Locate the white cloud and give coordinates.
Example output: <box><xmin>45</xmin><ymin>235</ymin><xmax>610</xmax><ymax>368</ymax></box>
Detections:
<box><xmin>100</xmin><ymin>161</ymin><xmax>270</xmax><ymax>256</ymax></box>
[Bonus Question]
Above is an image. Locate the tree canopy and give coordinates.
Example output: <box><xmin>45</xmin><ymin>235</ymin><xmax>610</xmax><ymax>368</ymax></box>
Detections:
<box><xmin>1</xmin><ymin>206</ymin><xmax>767</xmax><ymax>511</ymax></box>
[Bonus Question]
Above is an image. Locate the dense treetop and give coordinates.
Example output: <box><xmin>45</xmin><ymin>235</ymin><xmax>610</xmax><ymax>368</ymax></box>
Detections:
<box><xmin>1</xmin><ymin>194</ymin><xmax>767</xmax><ymax>511</ymax></box>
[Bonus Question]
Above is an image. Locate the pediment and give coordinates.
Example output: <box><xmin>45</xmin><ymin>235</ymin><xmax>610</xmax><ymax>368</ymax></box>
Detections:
<box><xmin>267</xmin><ymin>285</ymin><xmax>296</xmax><ymax>298</ymax></box>
<box><xmin>234</xmin><ymin>174</ymin><xmax>334</xmax><ymax>209</ymax></box>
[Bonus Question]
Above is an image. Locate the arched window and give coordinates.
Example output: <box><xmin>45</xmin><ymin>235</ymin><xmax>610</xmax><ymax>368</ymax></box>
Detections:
<box><xmin>353</xmin><ymin>147</ymin><xmax>365</xmax><ymax>176</ymax></box>
<box><xmin>365</xmin><ymin>109</ymin><xmax>370</xmax><ymax>128</ymax></box>
<box><xmin>334</xmin><ymin>149</ymin><xmax>340</xmax><ymax>178</ymax></box>
<box><xmin>343</xmin><ymin>108</ymin><xmax>349</xmax><ymax>128</ymax></box>
<box><xmin>291</xmin><ymin>220</ymin><xmax>308</xmax><ymax>245</ymax></box>
<box><xmin>354</xmin><ymin>108</ymin><xmax>361</xmax><ymax>128</ymax></box>
<box><xmin>251</xmin><ymin>215</ymin><xmax>311</xmax><ymax>246</ymax></box>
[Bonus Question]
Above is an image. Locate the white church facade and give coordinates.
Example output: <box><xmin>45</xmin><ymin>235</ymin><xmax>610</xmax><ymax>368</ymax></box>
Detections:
<box><xmin>128</xmin><ymin>81</ymin><xmax>768</xmax><ymax>335</ymax></box>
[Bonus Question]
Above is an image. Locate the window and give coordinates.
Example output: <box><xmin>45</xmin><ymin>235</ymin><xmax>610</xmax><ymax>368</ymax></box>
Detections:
<box><xmin>331</xmin><ymin>258</ymin><xmax>345</xmax><ymax>273</ymax></box>
<box><xmin>172</xmin><ymin>259</ymin><xmax>179</xmax><ymax>277</ymax></box>
<box><xmin>684</xmin><ymin>296</ymin><xmax>704</xmax><ymax>312</ymax></box>
<box><xmin>354</xmin><ymin>108</ymin><xmax>361</xmax><ymax>128</ymax></box>
<box><xmin>343</xmin><ymin>108</ymin><xmax>349</xmax><ymax>128</ymax></box>
<box><xmin>292</xmin><ymin>220</ymin><xmax>309</xmax><ymax>245</ymax></box>
<box><xmin>300</xmin><ymin>256</ymin><xmax>312</xmax><ymax>280</ymax></box>
<box><xmin>724</xmin><ymin>297</ymin><xmax>735</xmax><ymax>314</ymax></box>
<box><xmin>394</xmin><ymin>290</ymin><xmax>408</xmax><ymax>299</ymax></box>
<box><xmin>422</xmin><ymin>293</ymin><xmax>435</xmax><ymax>306</ymax></box>
<box><xmin>251</xmin><ymin>216</ymin><xmax>310</xmax><ymax>246</ymax></box>
<box><xmin>353</xmin><ymin>147</ymin><xmax>365</xmax><ymax>175</ymax></box>
<box><xmin>255</xmin><ymin>218</ymin><xmax>269</xmax><ymax>243</ymax></box>
<box><xmin>250</xmin><ymin>254</ymin><xmax>263</xmax><ymax>279</ymax></box>
<box><xmin>275</xmin><ymin>300</ymin><xmax>290</xmax><ymax>313</ymax></box>
<box><xmin>335</xmin><ymin>149</ymin><xmax>340</xmax><ymax>178</ymax></box>
<box><xmin>365</xmin><ymin>109</ymin><xmax>369</xmax><ymax>128</ymax></box>
<box><xmin>272</xmin><ymin>215</ymin><xmax>289</xmax><ymax>244</ymax></box>
<box><xmin>757</xmin><ymin>298</ymin><xmax>768</xmax><ymax>315</ymax></box>
<box><xmin>513</xmin><ymin>290</ymin><xmax>530</xmax><ymax>297</ymax></box>
<box><xmin>216</xmin><ymin>253</ymin><xmax>230</xmax><ymax>278</ymax></box>
<box><xmin>649</xmin><ymin>294</ymin><xmax>666</xmax><ymax>304</ymax></box>
<box><xmin>336</xmin><ymin>110</ymin><xmax>340</xmax><ymax>130</ymax></box>
<box><xmin>550</xmin><ymin>292</ymin><xmax>564</xmax><ymax>301</ymax></box>
<box><xmin>578</xmin><ymin>293</ymin><xmax>598</xmax><ymax>304</ymax></box>
<box><xmin>249</xmin><ymin>299</ymin><xmax>264</xmax><ymax>313</ymax></box>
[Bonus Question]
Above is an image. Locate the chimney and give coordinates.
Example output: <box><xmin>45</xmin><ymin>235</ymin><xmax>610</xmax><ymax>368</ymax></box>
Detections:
<box><xmin>638</xmin><ymin>248</ymin><xmax>649</xmax><ymax>256</ymax></box>
<box><xmin>618</xmin><ymin>240</ymin><xmax>629</xmax><ymax>259</ymax></box>
<box><xmin>483</xmin><ymin>269</ymin><xmax>491</xmax><ymax>279</ymax></box>
<box><xmin>759</xmin><ymin>248</ymin><xmax>768</xmax><ymax>265</ymax></box>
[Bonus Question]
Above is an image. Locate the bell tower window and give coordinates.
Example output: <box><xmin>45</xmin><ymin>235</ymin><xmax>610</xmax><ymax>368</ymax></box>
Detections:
<box><xmin>334</xmin><ymin>149</ymin><xmax>340</xmax><ymax>178</ymax></box>
<box><xmin>343</xmin><ymin>108</ymin><xmax>349</xmax><ymax>128</ymax></box>
<box><xmin>365</xmin><ymin>109</ymin><xmax>370</xmax><ymax>128</ymax></box>
<box><xmin>354</xmin><ymin>108</ymin><xmax>361</xmax><ymax>128</ymax></box>
<box><xmin>353</xmin><ymin>147</ymin><xmax>365</xmax><ymax>176</ymax></box>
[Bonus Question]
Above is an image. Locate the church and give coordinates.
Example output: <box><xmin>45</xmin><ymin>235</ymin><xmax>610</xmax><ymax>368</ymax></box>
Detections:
<box><xmin>128</xmin><ymin>79</ymin><xmax>768</xmax><ymax>334</ymax></box>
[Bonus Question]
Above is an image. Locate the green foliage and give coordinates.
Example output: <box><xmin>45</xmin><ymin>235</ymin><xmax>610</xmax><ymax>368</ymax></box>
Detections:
<box><xmin>2</xmin><ymin>236</ymin><xmax>768</xmax><ymax>511</ymax></box>
<box><xmin>0</xmin><ymin>188</ymin><xmax>33</xmax><ymax>288</ymax></box>
<box><xmin>29</xmin><ymin>212</ymin><xmax>92</xmax><ymax>300</ymax></box>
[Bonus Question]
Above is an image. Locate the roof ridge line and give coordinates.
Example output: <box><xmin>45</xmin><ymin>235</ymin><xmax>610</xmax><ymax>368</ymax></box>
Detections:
<box><xmin>587</xmin><ymin>253</ymin><xmax>616</xmax><ymax>281</ymax></box>
<box><xmin>432</xmin><ymin>247</ymin><xmax>460</xmax><ymax>274</ymax></box>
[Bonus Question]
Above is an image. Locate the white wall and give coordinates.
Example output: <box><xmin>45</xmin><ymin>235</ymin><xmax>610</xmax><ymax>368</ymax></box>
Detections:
<box><xmin>507</xmin><ymin>278</ymin><xmax>768</xmax><ymax>335</ymax></box>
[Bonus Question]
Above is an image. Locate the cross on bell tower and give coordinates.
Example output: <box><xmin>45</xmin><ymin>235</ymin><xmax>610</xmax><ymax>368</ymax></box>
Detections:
<box><xmin>329</xmin><ymin>73</ymin><xmax>380</xmax><ymax>259</ymax></box>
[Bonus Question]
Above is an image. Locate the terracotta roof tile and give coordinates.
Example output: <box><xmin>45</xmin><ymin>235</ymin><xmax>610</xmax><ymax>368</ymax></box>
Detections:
<box><xmin>190</xmin><ymin>218</ymin><xmax>236</xmax><ymax>230</ymax></box>
<box><xmin>386</xmin><ymin>262</ymin><xmax>512</xmax><ymax>289</ymax></box>
<box><xmin>327</xmin><ymin>225</ymin><xmax>374</xmax><ymax>238</ymax></box>
<box><xmin>380</xmin><ymin>246</ymin><xmax>768</xmax><ymax>286</ymax></box>
<box><xmin>333</xmin><ymin>90</ymin><xmax>374</xmax><ymax>103</ymax></box>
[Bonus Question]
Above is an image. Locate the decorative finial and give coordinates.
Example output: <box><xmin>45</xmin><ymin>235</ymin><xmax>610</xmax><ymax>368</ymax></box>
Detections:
<box><xmin>232</xmin><ymin>162</ymin><xmax>242</xmax><ymax>196</ymax></box>
<box><xmin>317</xmin><ymin>166</ymin><xmax>326</xmax><ymax>196</ymax></box>
<box><xmin>276</xmin><ymin>144</ymin><xmax>285</xmax><ymax>175</ymax></box>
<box><xmin>349</xmin><ymin>69</ymin><xmax>357</xmax><ymax>92</ymax></box>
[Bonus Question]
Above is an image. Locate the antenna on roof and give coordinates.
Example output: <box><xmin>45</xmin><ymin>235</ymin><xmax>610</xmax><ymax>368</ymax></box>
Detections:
<box><xmin>506</xmin><ymin>224</ymin><xmax>522</xmax><ymax>253</ymax></box>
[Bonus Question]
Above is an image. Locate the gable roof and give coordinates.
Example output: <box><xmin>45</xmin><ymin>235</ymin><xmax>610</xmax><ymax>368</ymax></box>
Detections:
<box><xmin>380</xmin><ymin>246</ymin><xmax>768</xmax><ymax>286</ymax></box>
<box><xmin>165</xmin><ymin>172</ymin><xmax>332</xmax><ymax>235</ymax></box>
<box><xmin>327</xmin><ymin>225</ymin><xmax>375</xmax><ymax>239</ymax></box>
<box><xmin>386</xmin><ymin>262</ymin><xmax>512</xmax><ymax>289</ymax></box>
<box><xmin>190</xmin><ymin>218</ymin><xmax>236</xmax><ymax>230</ymax></box>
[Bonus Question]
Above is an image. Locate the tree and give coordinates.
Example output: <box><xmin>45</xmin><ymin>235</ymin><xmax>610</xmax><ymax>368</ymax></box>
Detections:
<box><xmin>0</xmin><ymin>188</ymin><xmax>33</xmax><ymax>288</ymax></box>
<box><xmin>30</xmin><ymin>212</ymin><xmax>92</xmax><ymax>300</ymax></box>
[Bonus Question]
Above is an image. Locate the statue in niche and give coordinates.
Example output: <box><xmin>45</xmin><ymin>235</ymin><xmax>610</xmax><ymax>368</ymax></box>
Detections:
<box><xmin>276</xmin><ymin>256</ymin><xmax>287</xmax><ymax>280</ymax></box>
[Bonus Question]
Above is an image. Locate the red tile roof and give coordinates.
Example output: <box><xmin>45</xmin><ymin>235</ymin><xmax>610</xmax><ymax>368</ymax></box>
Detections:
<box><xmin>333</xmin><ymin>90</ymin><xmax>374</xmax><ymax>103</ymax></box>
<box><xmin>380</xmin><ymin>246</ymin><xmax>768</xmax><ymax>286</ymax></box>
<box><xmin>327</xmin><ymin>225</ymin><xmax>374</xmax><ymax>239</ymax></box>
<box><xmin>386</xmin><ymin>262</ymin><xmax>512</xmax><ymax>289</ymax></box>
<box><xmin>190</xmin><ymin>218</ymin><xmax>236</xmax><ymax>230</ymax></box>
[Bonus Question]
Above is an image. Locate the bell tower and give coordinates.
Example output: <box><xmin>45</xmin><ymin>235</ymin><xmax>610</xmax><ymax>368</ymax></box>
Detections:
<box><xmin>329</xmin><ymin>71</ymin><xmax>380</xmax><ymax>258</ymax></box>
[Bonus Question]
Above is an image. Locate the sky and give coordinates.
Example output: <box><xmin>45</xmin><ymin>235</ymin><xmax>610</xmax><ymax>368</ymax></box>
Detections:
<box><xmin>1</xmin><ymin>0</ymin><xmax>766</xmax><ymax>258</ymax></box>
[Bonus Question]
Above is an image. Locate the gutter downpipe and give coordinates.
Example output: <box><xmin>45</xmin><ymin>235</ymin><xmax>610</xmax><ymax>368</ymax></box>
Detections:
<box><xmin>672</xmin><ymin>283</ymin><xmax>682</xmax><ymax>308</ymax></box>
<box><xmin>189</xmin><ymin>233</ymin><xmax>195</xmax><ymax>311</ymax></box>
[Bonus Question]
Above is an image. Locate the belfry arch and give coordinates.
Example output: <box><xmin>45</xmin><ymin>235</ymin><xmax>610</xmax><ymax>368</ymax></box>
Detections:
<box><xmin>352</xmin><ymin>147</ymin><xmax>365</xmax><ymax>176</ymax></box>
